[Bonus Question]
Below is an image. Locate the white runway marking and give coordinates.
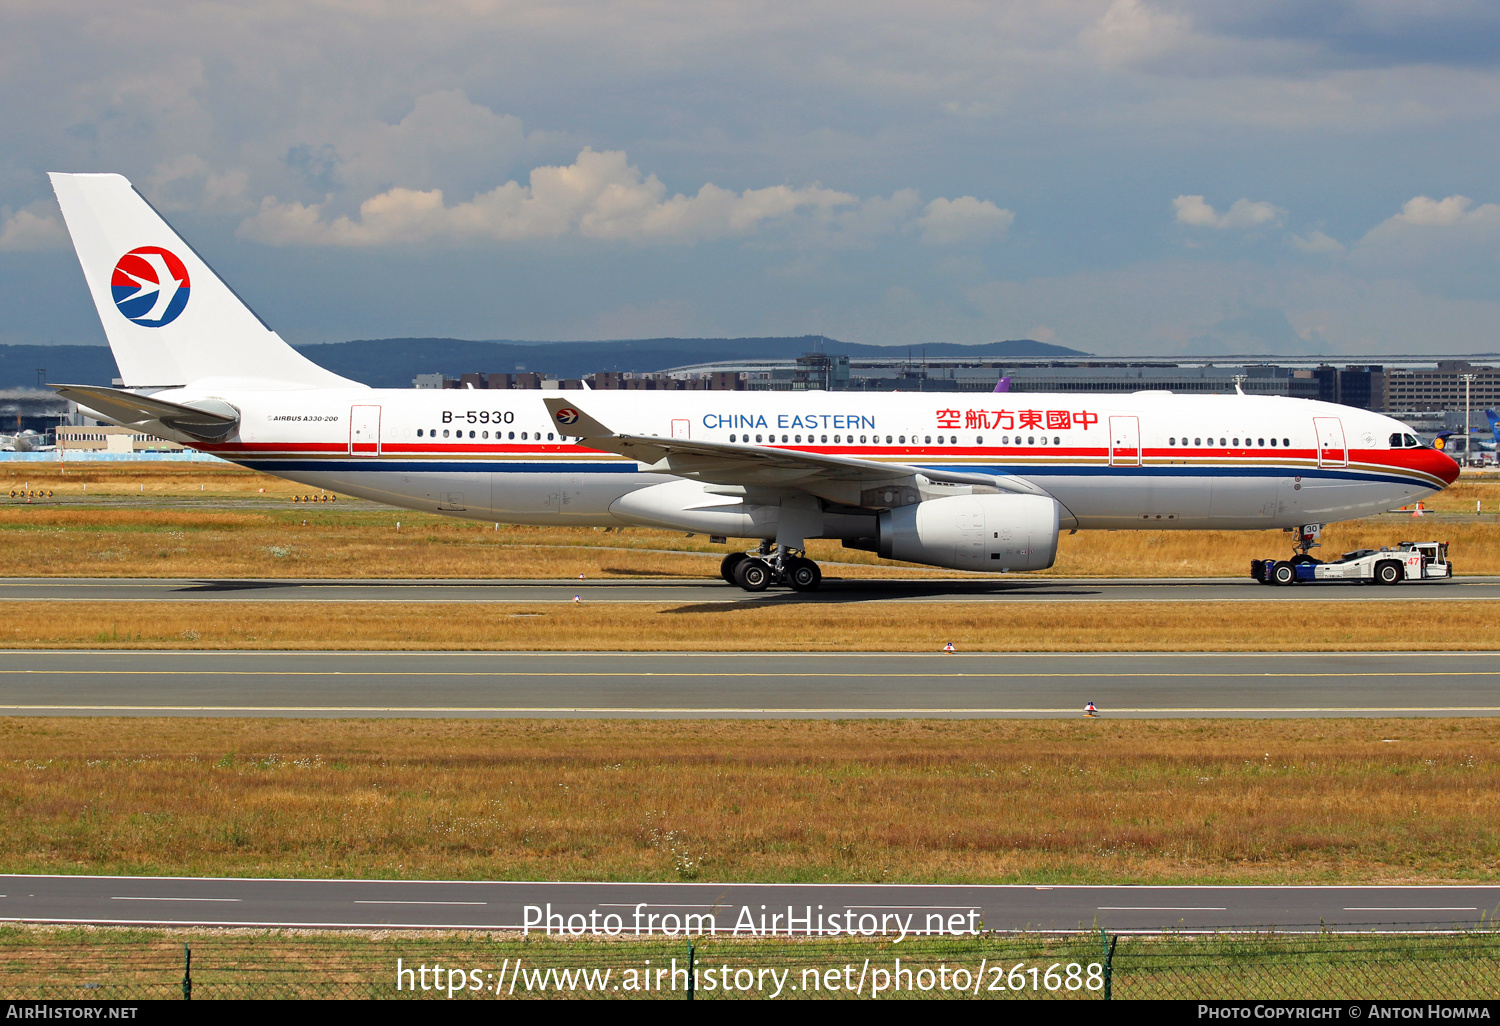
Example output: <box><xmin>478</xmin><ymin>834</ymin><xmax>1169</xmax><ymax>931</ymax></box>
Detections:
<box><xmin>352</xmin><ymin>900</ymin><xmax>487</xmax><ymax>906</ymax></box>
<box><xmin>1342</xmin><ymin>907</ymin><xmax>1478</xmax><ymax>911</ymax></box>
<box><xmin>110</xmin><ymin>896</ymin><xmax>241</xmax><ymax>902</ymax></box>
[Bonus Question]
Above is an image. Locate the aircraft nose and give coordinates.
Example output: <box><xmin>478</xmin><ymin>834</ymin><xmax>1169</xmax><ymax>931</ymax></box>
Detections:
<box><xmin>1433</xmin><ymin>448</ymin><xmax>1461</xmax><ymax>485</ymax></box>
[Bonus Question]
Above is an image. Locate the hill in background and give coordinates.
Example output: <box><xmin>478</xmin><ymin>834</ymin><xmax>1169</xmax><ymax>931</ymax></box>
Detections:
<box><xmin>304</xmin><ymin>336</ymin><xmax>1086</xmax><ymax>387</ymax></box>
<box><xmin>0</xmin><ymin>336</ymin><xmax>1085</xmax><ymax>390</ymax></box>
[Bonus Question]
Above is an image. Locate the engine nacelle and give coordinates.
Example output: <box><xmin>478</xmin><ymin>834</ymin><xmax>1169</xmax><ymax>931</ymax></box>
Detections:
<box><xmin>878</xmin><ymin>493</ymin><xmax>1060</xmax><ymax>572</ymax></box>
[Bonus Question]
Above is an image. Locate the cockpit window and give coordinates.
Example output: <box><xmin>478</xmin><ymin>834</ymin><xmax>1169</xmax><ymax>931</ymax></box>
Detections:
<box><xmin>1390</xmin><ymin>433</ymin><xmax>1403</xmax><ymax>447</ymax></box>
<box><xmin>1390</xmin><ymin>433</ymin><xmax>1424</xmax><ymax>448</ymax></box>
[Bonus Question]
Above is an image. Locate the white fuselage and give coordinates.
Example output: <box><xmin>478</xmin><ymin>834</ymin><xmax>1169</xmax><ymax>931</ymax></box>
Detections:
<box><xmin>166</xmin><ymin>386</ymin><xmax>1455</xmax><ymax>537</ymax></box>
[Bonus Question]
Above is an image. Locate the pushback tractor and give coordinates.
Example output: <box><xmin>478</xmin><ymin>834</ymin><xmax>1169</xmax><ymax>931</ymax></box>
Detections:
<box><xmin>1252</xmin><ymin>527</ymin><xmax>1453</xmax><ymax>586</ymax></box>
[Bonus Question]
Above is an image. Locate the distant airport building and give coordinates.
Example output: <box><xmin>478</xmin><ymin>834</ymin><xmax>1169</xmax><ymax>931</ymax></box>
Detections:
<box><xmin>56</xmin><ymin>426</ymin><xmax>184</xmax><ymax>452</ymax></box>
<box><xmin>414</xmin><ymin>353</ymin><xmax>1500</xmax><ymax>434</ymax></box>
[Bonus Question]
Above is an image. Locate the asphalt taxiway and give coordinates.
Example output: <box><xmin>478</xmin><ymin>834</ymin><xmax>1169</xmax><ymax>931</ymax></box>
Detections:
<box><xmin>0</xmin><ymin>575</ymin><xmax>1496</xmax><ymax>604</ymax></box>
<box><xmin>1</xmin><ymin>651</ymin><xmax>1498</xmax><ymax>718</ymax></box>
<box><xmin>3</xmin><ymin>875</ymin><xmax>1495</xmax><ymax>933</ymax></box>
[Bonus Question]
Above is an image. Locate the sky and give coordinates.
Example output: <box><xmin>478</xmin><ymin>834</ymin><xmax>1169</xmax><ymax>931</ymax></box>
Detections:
<box><xmin>3</xmin><ymin>0</ymin><xmax>1500</xmax><ymax>356</ymax></box>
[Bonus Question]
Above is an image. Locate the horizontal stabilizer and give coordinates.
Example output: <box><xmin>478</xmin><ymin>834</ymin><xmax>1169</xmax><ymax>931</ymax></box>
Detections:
<box><xmin>51</xmin><ymin>384</ymin><xmax>239</xmax><ymax>441</ymax></box>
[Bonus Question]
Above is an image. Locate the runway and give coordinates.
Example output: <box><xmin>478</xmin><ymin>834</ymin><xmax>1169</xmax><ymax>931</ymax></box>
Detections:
<box><xmin>3</xmin><ymin>875</ymin><xmax>1495</xmax><ymax>933</ymax></box>
<box><xmin>0</xmin><ymin>575</ymin><xmax>1496</xmax><ymax>604</ymax></box>
<box><xmin>2</xmin><ymin>651</ymin><xmax>1499</xmax><ymax>718</ymax></box>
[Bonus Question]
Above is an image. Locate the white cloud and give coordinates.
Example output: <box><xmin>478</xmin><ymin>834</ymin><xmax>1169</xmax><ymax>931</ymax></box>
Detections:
<box><xmin>0</xmin><ymin>203</ymin><xmax>67</xmax><ymax>251</ymax></box>
<box><xmin>1384</xmin><ymin>193</ymin><xmax>1500</xmax><ymax>230</ymax></box>
<box><xmin>1354</xmin><ymin>194</ymin><xmax>1500</xmax><ymax>269</ymax></box>
<box><xmin>146</xmin><ymin>155</ymin><xmax>253</xmax><ymax>214</ymax></box>
<box><xmin>917</xmin><ymin>196</ymin><xmax>1014</xmax><ymax>245</ymax></box>
<box><xmin>1290</xmin><ymin>229</ymin><xmax>1344</xmax><ymax>255</ymax></box>
<box><xmin>1082</xmin><ymin>0</ymin><xmax>1195</xmax><ymax>67</ymax></box>
<box><xmin>1173</xmin><ymin>194</ymin><xmax>1284</xmax><ymax>230</ymax></box>
<box><xmin>238</xmin><ymin>147</ymin><xmax>1012</xmax><ymax>249</ymax></box>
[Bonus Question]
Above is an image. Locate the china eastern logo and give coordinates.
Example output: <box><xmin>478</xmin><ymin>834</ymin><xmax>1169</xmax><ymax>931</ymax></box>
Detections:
<box><xmin>555</xmin><ymin>408</ymin><xmax>580</xmax><ymax>425</ymax></box>
<box><xmin>111</xmin><ymin>247</ymin><xmax>191</xmax><ymax>327</ymax></box>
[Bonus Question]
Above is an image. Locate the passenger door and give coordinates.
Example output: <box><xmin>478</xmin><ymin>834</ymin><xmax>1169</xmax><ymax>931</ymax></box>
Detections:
<box><xmin>1314</xmin><ymin>417</ymin><xmax>1346</xmax><ymax>468</ymax></box>
<box><xmin>350</xmin><ymin>405</ymin><xmax>381</xmax><ymax>457</ymax></box>
<box><xmin>1108</xmin><ymin>415</ymin><xmax>1141</xmax><ymax>467</ymax></box>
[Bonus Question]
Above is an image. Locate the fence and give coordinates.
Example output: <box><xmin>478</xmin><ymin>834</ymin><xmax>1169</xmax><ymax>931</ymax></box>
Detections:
<box><xmin>3</xmin><ymin>927</ymin><xmax>1498</xmax><ymax>1000</ymax></box>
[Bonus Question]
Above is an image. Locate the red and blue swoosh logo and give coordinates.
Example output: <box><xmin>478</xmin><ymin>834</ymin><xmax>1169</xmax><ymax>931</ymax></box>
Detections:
<box><xmin>111</xmin><ymin>247</ymin><xmax>191</xmax><ymax>327</ymax></box>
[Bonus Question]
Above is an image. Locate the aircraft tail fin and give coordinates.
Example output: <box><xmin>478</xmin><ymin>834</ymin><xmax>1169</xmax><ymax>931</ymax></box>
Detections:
<box><xmin>48</xmin><ymin>173</ymin><xmax>358</xmax><ymax>391</ymax></box>
<box><xmin>1486</xmin><ymin>408</ymin><xmax>1500</xmax><ymax>445</ymax></box>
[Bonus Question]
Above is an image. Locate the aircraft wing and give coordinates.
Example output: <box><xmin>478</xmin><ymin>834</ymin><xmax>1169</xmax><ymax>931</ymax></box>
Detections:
<box><xmin>50</xmin><ymin>384</ymin><xmax>241</xmax><ymax>441</ymax></box>
<box><xmin>543</xmin><ymin>396</ymin><xmax>1050</xmax><ymax>507</ymax></box>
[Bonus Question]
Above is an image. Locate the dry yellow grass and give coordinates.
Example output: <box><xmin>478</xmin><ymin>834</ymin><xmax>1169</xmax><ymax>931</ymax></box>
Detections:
<box><xmin>2</xmin><ymin>461</ymin><xmax>1499</xmax><ymax>578</ymax></box>
<box><xmin>2</xmin><ymin>717</ymin><xmax>1497</xmax><ymax>883</ymax></box>
<box><xmin>7</xmin><ymin>599</ymin><xmax>1499</xmax><ymax>651</ymax></box>
<box><xmin>1</xmin><ymin>504</ymin><xmax>1499</xmax><ymax>578</ymax></box>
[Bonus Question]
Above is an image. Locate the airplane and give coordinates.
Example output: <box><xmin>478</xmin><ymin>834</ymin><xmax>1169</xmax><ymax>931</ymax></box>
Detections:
<box><xmin>0</xmin><ymin>430</ymin><xmax>47</xmax><ymax>452</ymax></box>
<box><xmin>1432</xmin><ymin>410</ymin><xmax>1500</xmax><ymax>463</ymax></box>
<box><xmin>45</xmin><ymin>172</ymin><xmax>1460</xmax><ymax>591</ymax></box>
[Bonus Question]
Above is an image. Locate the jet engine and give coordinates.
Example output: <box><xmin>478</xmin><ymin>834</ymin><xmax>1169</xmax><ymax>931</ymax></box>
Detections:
<box><xmin>877</xmin><ymin>493</ymin><xmax>1060</xmax><ymax>572</ymax></box>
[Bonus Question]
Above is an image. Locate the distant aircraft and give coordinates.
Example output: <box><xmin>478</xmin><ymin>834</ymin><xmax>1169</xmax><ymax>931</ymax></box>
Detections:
<box><xmin>1433</xmin><ymin>411</ymin><xmax>1500</xmax><ymax>461</ymax></box>
<box><xmin>0</xmin><ymin>430</ymin><xmax>48</xmax><ymax>452</ymax></box>
<box><xmin>43</xmin><ymin>172</ymin><xmax>1460</xmax><ymax>591</ymax></box>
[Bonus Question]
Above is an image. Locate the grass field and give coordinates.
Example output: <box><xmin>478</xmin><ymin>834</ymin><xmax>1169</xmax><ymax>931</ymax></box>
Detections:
<box><xmin>1</xmin><ymin>461</ymin><xmax>1499</xmax><ymax>578</ymax></box>
<box><xmin>2</xmin><ymin>717</ymin><xmax>1497</xmax><ymax>885</ymax></box>
<box><xmin>3</xmin><ymin>925</ymin><xmax>1495</xmax><ymax>1000</ymax></box>
<box><xmin>6</xmin><ymin>599</ymin><xmax>1499</xmax><ymax>650</ymax></box>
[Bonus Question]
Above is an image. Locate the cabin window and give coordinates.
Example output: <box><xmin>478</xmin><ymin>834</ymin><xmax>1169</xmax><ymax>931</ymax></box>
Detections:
<box><xmin>417</xmin><ymin>429</ymin><xmax>424</xmax><ymax>437</ymax></box>
<box><xmin>924</xmin><ymin>436</ymin><xmax>931</xmax><ymax>444</ymax></box>
<box><xmin>1270</xmin><ymin>437</ymin><xmax>1277</xmax><ymax>447</ymax></box>
<box><xmin>821</xmin><ymin>435</ymin><xmax>828</xmax><ymax>443</ymax></box>
<box><xmin>1219</xmin><ymin>437</ymin><xmax>1226</xmax><ymax>446</ymax></box>
<box><xmin>1283</xmin><ymin>438</ymin><xmax>1290</xmax><ymax>446</ymax></box>
<box><xmin>508</xmin><ymin>431</ymin><xmax>515</xmax><ymax>440</ymax></box>
<box><xmin>1054</xmin><ymin>436</ymin><xmax>1061</xmax><ymax>445</ymax></box>
<box><xmin>1039</xmin><ymin>435</ymin><xmax>1048</xmax><ymax>445</ymax></box>
<box><xmin>1028</xmin><ymin>436</ymin><xmax>1035</xmax><ymax>445</ymax></box>
<box><xmin>1169</xmin><ymin>437</ymin><xmax>1175</xmax><ymax>445</ymax></box>
<box><xmin>548</xmin><ymin>433</ymin><xmax>554</xmax><ymax>440</ymax></box>
<box><xmin>482</xmin><ymin>431</ymin><xmax>488</xmax><ymax>439</ymax></box>
<box><xmin>729</xmin><ymin>434</ymin><xmax>736</xmax><ymax>442</ymax></box>
<box><xmin>1194</xmin><ymin>437</ymin><xmax>1201</xmax><ymax>446</ymax></box>
<box><xmin>1258</xmin><ymin>438</ymin><xmax>1264</xmax><ymax>446</ymax></box>
<box><xmin>976</xmin><ymin>436</ymin><xmax>983</xmax><ymax>445</ymax></box>
<box><xmin>755</xmin><ymin>434</ymin><xmax>763</xmax><ymax>442</ymax></box>
<box><xmin>442</xmin><ymin>429</ymin><xmax>449</xmax><ymax>438</ymax></box>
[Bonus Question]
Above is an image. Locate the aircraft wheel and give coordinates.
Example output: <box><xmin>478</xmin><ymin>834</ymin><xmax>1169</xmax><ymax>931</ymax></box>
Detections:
<box><xmin>1271</xmin><ymin>561</ymin><xmax>1296</xmax><ymax>586</ymax></box>
<box><xmin>787</xmin><ymin>557</ymin><xmax>822</xmax><ymax>592</ymax></box>
<box><xmin>720</xmin><ymin>552</ymin><xmax>748</xmax><ymax>584</ymax></box>
<box><xmin>1376</xmin><ymin>560</ymin><xmax>1403</xmax><ymax>585</ymax></box>
<box><xmin>733</xmin><ymin>558</ymin><xmax>771</xmax><ymax>592</ymax></box>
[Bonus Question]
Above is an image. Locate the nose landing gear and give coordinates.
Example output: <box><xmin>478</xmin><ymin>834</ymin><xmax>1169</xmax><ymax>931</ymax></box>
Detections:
<box><xmin>719</xmin><ymin>545</ymin><xmax>823</xmax><ymax>592</ymax></box>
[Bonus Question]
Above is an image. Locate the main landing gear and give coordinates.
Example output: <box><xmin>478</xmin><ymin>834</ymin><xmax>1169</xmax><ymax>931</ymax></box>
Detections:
<box><xmin>720</xmin><ymin>545</ymin><xmax>823</xmax><ymax>593</ymax></box>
